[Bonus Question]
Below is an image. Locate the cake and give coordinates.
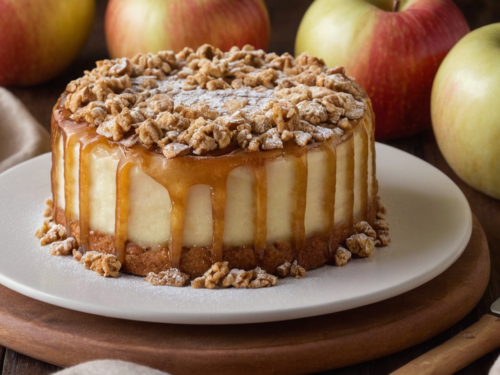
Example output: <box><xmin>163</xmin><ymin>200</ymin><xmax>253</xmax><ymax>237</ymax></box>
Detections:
<box><xmin>47</xmin><ymin>44</ymin><xmax>389</xmax><ymax>280</ymax></box>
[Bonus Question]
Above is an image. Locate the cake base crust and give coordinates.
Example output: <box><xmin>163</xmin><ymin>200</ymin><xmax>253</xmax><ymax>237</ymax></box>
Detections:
<box><xmin>57</xmin><ymin>207</ymin><xmax>344</xmax><ymax>278</ymax></box>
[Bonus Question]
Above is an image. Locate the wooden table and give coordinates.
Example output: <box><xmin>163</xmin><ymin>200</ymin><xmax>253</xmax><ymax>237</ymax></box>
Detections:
<box><xmin>2</xmin><ymin>0</ymin><xmax>500</xmax><ymax>374</ymax></box>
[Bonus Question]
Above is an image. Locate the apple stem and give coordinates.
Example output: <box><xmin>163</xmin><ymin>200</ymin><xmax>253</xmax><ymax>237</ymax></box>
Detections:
<box><xmin>392</xmin><ymin>0</ymin><xmax>400</xmax><ymax>12</ymax></box>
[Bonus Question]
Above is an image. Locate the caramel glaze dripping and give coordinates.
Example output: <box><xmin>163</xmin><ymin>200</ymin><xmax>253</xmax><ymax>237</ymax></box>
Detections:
<box><xmin>355</xmin><ymin>120</ymin><xmax>369</xmax><ymax>222</ymax></box>
<box><xmin>252</xmin><ymin>163</ymin><xmax>267</xmax><ymax>259</ymax></box>
<box><xmin>366</xmin><ymin>107</ymin><xmax>378</xmax><ymax>224</ymax></box>
<box><xmin>332</xmin><ymin>134</ymin><xmax>356</xmax><ymax>241</ymax></box>
<box><xmin>131</xmin><ymin>146</ymin><xmax>282</xmax><ymax>268</ymax></box>
<box><xmin>50</xmin><ymin>113</ymin><xmax>60</xmax><ymax>223</ymax></box>
<box><xmin>210</xmin><ymin>183</ymin><xmax>227</xmax><ymax>263</ymax></box>
<box><xmin>63</xmin><ymin>134</ymin><xmax>79</xmax><ymax>234</ymax></box>
<box><xmin>52</xmin><ymin>105</ymin><xmax>378</xmax><ymax>272</ymax></box>
<box><xmin>78</xmin><ymin>134</ymin><xmax>105</xmax><ymax>251</ymax></box>
<box><xmin>345</xmin><ymin>136</ymin><xmax>355</xmax><ymax>235</ymax></box>
<box><xmin>115</xmin><ymin>160</ymin><xmax>133</xmax><ymax>264</ymax></box>
<box><xmin>291</xmin><ymin>146</ymin><xmax>308</xmax><ymax>255</ymax></box>
<box><xmin>322</xmin><ymin>142</ymin><xmax>337</xmax><ymax>236</ymax></box>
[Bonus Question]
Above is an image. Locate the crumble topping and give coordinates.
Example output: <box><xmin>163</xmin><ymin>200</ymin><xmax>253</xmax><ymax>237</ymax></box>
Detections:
<box><xmin>354</xmin><ymin>221</ymin><xmax>377</xmax><ymax>241</ymax></box>
<box><xmin>35</xmin><ymin>200</ymin><xmax>390</xmax><ymax>284</ymax></box>
<box><xmin>276</xmin><ymin>261</ymin><xmax>292</xmax><ymax>277</ymax></box>
<box><xmin>80</xmin><ymin>251</ymin><xmax>121</xmax><ymax>277</ymax></box>
<box><xmin>190</xmin><ymin>262</ymin><xmax>279</xmax><ymax>289</ymax></box>
<box><xmin>334</xmin><ymin>246</ymin><xmax>352</xmax><ymax>267</ymax></box>
<box><xmin>374</xmin><ymin>218</ymin><xmax>391</xmax><ymax>246</ymax></box>
<box><xmin>42</xmin><ymin>198</ymin><xmax>53</xmax><ymax>218</ymax></box>
<box><xmin>39</xmin><ymin>223</ymin><xmax>66</xmax><ymax>246</ymax></box>
<box><xmin>374</xmin><ymin>196</ymin><xmax>391</xmax><ymax>246</ymax></box>
<box><xmin>346</xmin><ymin>233</ymin><xmax>374</xmax><ymax>258</ymax></box>
<box><xmin>145</xmin><ymin>269</ymin><xmax>190</xmax><ymax>287</ymax></box>
<box><xmin>49</xmin><ymin>237</ymin><xmax>77</xmax><ymax>256</ymax></box>
<box><xmin>63</xmin><ymin>44</ymin><xmax>366</xmax><ymax>158</ymax></box>
<box><xmin>35</xmin><ymin>199</ymin><xmax>64</xmax><ymax>245</ymax></box>
<box><xmin>290</xmin><ymin>260</ymin><xmax>306</xmax><ymax>279</ymax></box>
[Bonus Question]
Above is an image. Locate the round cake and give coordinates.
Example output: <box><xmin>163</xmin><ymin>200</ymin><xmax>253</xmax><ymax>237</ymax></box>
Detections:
<box><xmin>50</xmin><ymin>44</ymin><xmax>386</xmax><ymax>279</ymax></box>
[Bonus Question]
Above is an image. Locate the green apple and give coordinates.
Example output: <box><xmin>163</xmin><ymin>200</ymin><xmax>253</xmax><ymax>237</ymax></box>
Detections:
<box><xmin>432</xmin><ymin>23</ymin><xmax>500</xmax><ymax>199</ymax></box>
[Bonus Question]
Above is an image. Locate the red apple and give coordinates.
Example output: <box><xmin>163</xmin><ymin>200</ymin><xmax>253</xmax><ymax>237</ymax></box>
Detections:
<box><xmin>295</xmin><ymin>0</ymin><xmax>469</xmax><ymax>140</ymax></box>
<box><xmin>105</xmin><ymin>0</ymin><xmax>270</xmax><ymax>58</ymax></box>
<box><xmin>0</xmin><ymin>0</ymin><xmax>95</xmax><ymax>87</ymax></box>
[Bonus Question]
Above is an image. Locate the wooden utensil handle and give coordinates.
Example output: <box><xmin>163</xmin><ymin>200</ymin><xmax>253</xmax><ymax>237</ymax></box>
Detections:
<box><xmin>391</xmin><ymin>314</ymin><xmax>500</xmax><ymax>375</ymax></box>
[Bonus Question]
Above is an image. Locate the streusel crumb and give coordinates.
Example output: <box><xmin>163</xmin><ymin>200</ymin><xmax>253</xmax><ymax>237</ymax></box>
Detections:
<box><xmin>40</xmin><ymin>224</ymin><xmax>66</xmax><ymax>246</ymax></box>
<box><xmin>276</xmin><ymin>262</ymin><xmax>292</xmax><ymax>277</ymax></box>
<box><xmin>354</xmin><ymin>221</ymin><xmax>377</xmax><ymax>240</ymax></box>
<box><xmin>49</xmin><ymin>237</ymin><xmax>77</xmax><ymax>256</ymax></box>
<box><xmin>80</xmin><ymin>251</ymin><xmax>121</xmax><ymax>277</ymax></box>
<box><xmin>204</xmin><ymin>261</ymin><xmax>230</xmax><ymax>289</ymax></box>
<box><xmin>334</xmin><ymin>246</ymin><xmax>352</xmax><ymax>267</ymax></box>
<box><xmin>145</xmin><ymin>269</ymin><xmax>190</xmax><ymax>287</ymax></box>
<box><xmin>72</xmin><ymin>248</ymin><xmax>83</xmax><ymax>262</ymax></box>
<box><xmin>35</xmin><ymin>219</ymin><xmax>54</xmax><ymax>239</ymax></box>
<box><xmin>63</xmin><ymin>44</ymin><xmax>366</xmax><ymax>157</ymax></box>
<box><xmin>346</xmin><ymin>233</ymin><xmax>374</xmax><ymax>258</ymax></box>
<box><xmin>290</xmin><ymin>260</ymin><xmax>306</xmax><ymax>279</ymax></box>
<box><xmin>42</xmin><ymin>198</ymin><xmax>53</xmax><ymax>218</ymax></box>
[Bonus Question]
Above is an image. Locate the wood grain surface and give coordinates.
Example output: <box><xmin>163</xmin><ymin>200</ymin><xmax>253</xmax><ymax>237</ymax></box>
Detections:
<box><xmin>0</xmin><ymin>216</ymin><xmax>490</xmax><ymax>375</ymax></box>
<box><xmin>2</xmin><ymin>0</ymin><xmax>500</xmax><ymax>374</ymax></box>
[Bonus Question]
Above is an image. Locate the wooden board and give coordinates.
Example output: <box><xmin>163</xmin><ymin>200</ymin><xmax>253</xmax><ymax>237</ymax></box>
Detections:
<box><xmin>0</xmin><ymin>215</ymin><xmax>489</xmax><ymax>375</ymax></box>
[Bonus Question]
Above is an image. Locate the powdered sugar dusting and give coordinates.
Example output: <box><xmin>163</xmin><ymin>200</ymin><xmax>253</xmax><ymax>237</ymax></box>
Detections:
<box><xmin>154</xmin><ymin>77</ymin><xmax>275</xmax><ymax>118</ymax></box>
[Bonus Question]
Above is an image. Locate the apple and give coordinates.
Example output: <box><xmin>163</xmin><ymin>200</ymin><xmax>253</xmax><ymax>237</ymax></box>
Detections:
<box><xmin>0</xmin><ymin>0</ymin><xmax>95</xmax><ymax>87</ymax></box>
<box><xmin>295</xmin><ymin>0</ymin><xmax>469</xmax><ymax>140</ymax></box>
<box><xmin>432</xmin><ymin>23</ymin><xmax>500</xmax><ymax>199</ymax></box>
<box><xmin>105</xmin><ymin>0</ymin><xmax>270</xmax><ymax>59</ymax></box>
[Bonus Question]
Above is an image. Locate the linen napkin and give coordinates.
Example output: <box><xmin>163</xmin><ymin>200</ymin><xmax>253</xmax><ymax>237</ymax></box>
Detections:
<box><xmin>0</xmin><ymin>87</ymin><xmax>51</xmax><ymax>173</ymax></box>
<box><xmin>491</xmin><ymin>356</ymin><xmax>500</xmax><ymax>375</ymax></box>
<box><xmin>53</xmin><ymin>360</ymin><xmax>170</xmax><ymax>375</ymax></box>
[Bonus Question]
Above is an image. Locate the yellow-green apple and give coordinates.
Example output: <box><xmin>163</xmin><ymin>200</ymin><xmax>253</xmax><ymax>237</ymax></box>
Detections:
<box><xmin>432</xmin><ymin>23</ymin><xmax>500</xmax><ymax>199</ymax></box>
<box><xmin>0</xmin><ymin>0</ymin><xmax>95</xmax><ymax>86</ymax></box>
<box><xmin>105</xmin><ymin>0</ymin><xmax>270</xmax><ymax>58</ymax></box>
<box><xmin>295</xmin><ymin>0</ymin><xmax>469</xmax><ymax>140</ymax></box>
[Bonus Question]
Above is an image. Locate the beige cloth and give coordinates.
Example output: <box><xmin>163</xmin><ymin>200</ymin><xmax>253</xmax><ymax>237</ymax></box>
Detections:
<box><xmin>0</xmin><ymin>88</ymin><xmax>51</xmax><ymax>173</ymax></box>
<box><xmin>53</xmin><ymin>360</ymin><xmax>170</xmax><ymax>375</ymax></box>
<box><xmin>491</xmin><ymin>355</ymin><xmax>500</xmax><ymax>375</ymax></box>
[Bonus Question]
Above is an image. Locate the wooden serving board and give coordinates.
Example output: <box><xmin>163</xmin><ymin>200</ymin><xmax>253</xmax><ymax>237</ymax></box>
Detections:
<box><xmin>0</xmin><ymin>215</ymin><xmax>489</xmax><ymax>375</ymax></box>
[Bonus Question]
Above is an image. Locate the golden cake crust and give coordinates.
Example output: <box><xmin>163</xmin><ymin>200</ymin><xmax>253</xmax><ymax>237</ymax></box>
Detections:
<box><xmin>56</xmin><ymin>207</ymin><xmax>350</xmax><ymax>278</ymax></box>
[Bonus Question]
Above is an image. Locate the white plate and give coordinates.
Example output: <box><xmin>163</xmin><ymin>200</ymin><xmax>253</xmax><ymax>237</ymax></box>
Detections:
<box><xmin>0</xmin><ymin>143</ymin><xmax>472</xmax><ymax>325</ymax></box>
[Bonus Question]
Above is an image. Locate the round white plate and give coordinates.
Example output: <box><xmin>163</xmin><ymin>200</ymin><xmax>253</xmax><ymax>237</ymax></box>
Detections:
<box><xmin>0</xmin><ymin>143</ymin><xmax>472</xmax><ymax>325</ymax></box>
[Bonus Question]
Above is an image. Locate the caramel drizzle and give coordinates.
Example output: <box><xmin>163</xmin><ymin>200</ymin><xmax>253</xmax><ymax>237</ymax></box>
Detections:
<box><xmin>63</xmin><ymin>134</ymin><xmax>78</xmax><ymax>234</ymax></box>
<box><xmin>78</xmin><ymin>134</ymin><xmax>105</xmax><ymax>251</ymax></box>
<box><xmin>210</xmin><ymin>184</ymin><xmax>227</xmax><ymax>263</ymax></box>
<box><xmin>168</xmin><ymin>191</ymin><xmax>188</xmax><ymax>269</ymax></box>
<box><xmin>354</xmin><ymin>120</ymin><xmax>369</xmax><ymax>222</ymax></box>
<box><xmin>252</xmin><ymin>163</ymin><xmax>267</xmax><ymax>259</ymax></box>
<box><xmin>323</xmin><ymin>143</ymin><xmax>337</xmax><ymax>235</ymax></box>
<box><xmin>114</xmin><ymin>160</ymin><xmax>133</xmax><ymax>264</ymax></box>
<box><xmin>50</xmin><ymin>120</ymin><xmax>60</xmax><ymax>222</ymax></box>
<box><xmin>52</xmin><ymin>107</ymin><xmax>377</xmax><ymax>271</ymax></box>
<box><xmin>292</xmin><ymin>149</ymin><xmax>308</xmax><ymax>253</ymax></box>
<box><xmin>365</xmin><ymin>113</ymin><xmax>378</xmax><ymax>224</ymax></box>
<box><xmin>342</xmin><ymin>136</ymin><xmax>356</xmax><ymax>235</ymax></box>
